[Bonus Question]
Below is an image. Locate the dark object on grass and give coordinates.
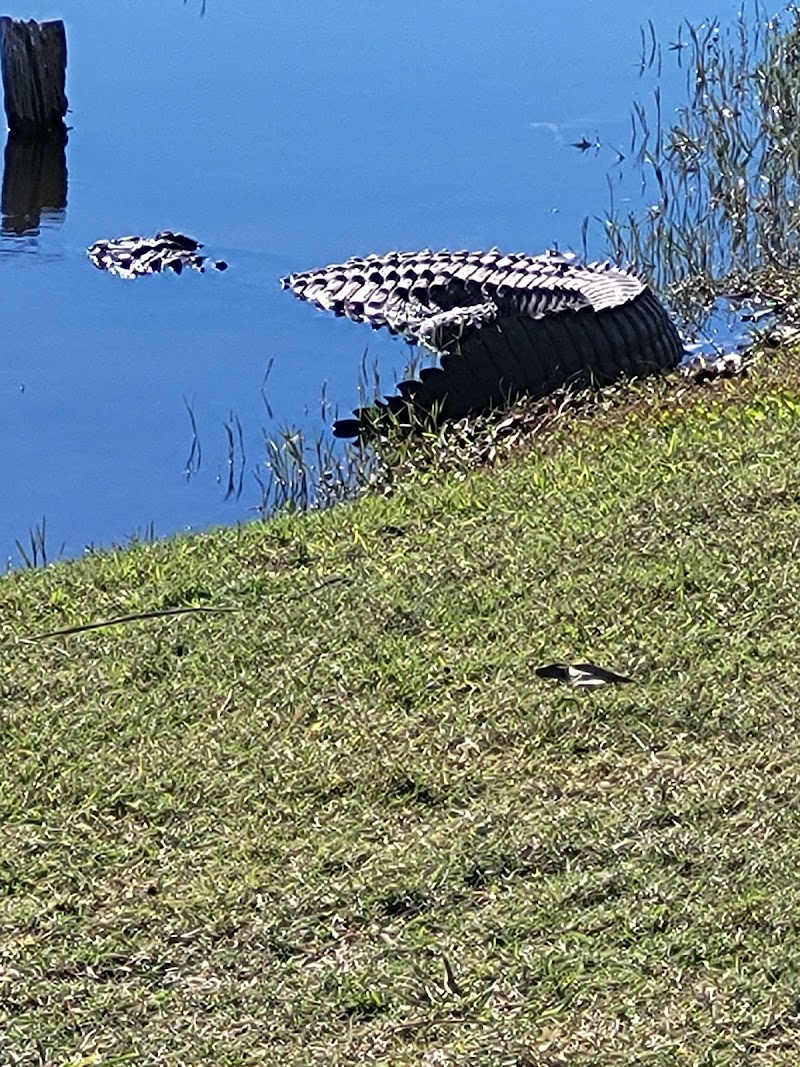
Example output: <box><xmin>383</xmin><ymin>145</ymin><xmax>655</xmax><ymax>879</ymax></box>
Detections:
<box><xmin>535</xmin><ymin>662</ymin><xmax>634</xmax><ymax>687</ymax></box>
<box><xmin>0</xmin><ymin>17</ymin><xmax>67</xmax><ymax>139</ymax></box>
<box><xmin>281</xmin><ymin>248</ymin><xmax>685</xmax><ymax>437</ymax></box>
<box><xmin>87</xmin><ymin>231</ymin><xmax>227</xmax><ymax>279</ymax></box>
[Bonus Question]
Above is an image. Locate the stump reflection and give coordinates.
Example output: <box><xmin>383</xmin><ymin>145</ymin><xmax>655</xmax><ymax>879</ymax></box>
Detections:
<box><xmin>1</xmin><ymin>133</ymin><xmax>67</xmax><ymax>235</ymax></box>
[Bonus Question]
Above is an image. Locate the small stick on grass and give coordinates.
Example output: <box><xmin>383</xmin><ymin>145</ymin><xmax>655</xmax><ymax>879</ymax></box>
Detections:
<box><xmin>31</xmin><ymin>605</ymin><xmax>238</xmax><ymax>640</ymax></box>
<box><xmin>27</xmin><ymin>575</ymin><xmax>348</xmax><ymax>641</ymax></box>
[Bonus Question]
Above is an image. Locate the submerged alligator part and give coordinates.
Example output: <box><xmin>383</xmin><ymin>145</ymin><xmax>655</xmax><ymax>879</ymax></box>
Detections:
<box><xmin>281</xmin><ymin>248</ymin><xmax>685</xmax><ymax>437</ymax></box>
<box><xmin>87</xmin><ymin>231</ymin><xmax>228</xmax><ymax>279</ymax></box>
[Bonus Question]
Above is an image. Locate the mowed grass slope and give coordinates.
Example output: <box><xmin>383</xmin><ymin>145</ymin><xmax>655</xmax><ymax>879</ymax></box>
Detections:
<box><xmin>3</xmin><ymin>356</ymin><xmax>800</xmax><ymax>1065</ymax></box>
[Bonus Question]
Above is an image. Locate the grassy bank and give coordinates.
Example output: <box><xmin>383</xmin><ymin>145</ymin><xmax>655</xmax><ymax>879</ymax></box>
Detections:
<box><xmin>3</xmin><ymin>347</ymin><xmax>800</xmax><ymax>1065</ymax></box>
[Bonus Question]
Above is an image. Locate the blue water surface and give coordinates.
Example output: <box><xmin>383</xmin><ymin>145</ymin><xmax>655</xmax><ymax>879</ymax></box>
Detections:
<box><xmin>0</xmin><ymin>0</ymin><xmax>745</xmax><ymax>565</ymax></box>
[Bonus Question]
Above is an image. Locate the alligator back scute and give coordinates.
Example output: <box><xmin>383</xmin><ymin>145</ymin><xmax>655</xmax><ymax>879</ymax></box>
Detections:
<box><xmin>281</xmin><ymin>249</ymin><xmax>685</xmax><ymax>435</ymax></box>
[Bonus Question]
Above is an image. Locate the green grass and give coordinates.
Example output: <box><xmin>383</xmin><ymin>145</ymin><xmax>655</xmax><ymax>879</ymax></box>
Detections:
<box><xmin>4</xmin><ymin>351</ymin><xmax>800</xmax><ymax>1064</ymax></box>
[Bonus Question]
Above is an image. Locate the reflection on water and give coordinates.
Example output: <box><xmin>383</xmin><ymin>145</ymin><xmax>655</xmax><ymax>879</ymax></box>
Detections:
<box><xmin>1</xmin><ymin>133</ymin><xmax>67</xmax><ymax>236</ymax></box>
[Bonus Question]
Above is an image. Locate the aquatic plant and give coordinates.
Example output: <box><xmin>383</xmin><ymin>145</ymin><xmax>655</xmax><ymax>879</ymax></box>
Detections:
<box><xmin>603</xmin><ymin>2</ymin><xmax>800</xmax><ymax>318</ymax></box>
<box><xmin>13</xmin><ymin>515</ymin><xmax>63</xmax><ymax>569</ymax></box>
<box><xmin>255</xmin><ymin>424</ymin><xmax>381</xmax><ymax>515</ymax></box>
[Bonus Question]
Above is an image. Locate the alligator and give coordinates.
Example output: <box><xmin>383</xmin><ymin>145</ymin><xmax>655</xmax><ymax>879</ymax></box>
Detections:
<box><xmin>87</xmin><ymin>231</ymin><xmax>228</xmax><ymax>279</ymax></box>
<box><xmin>281</xmin><ymin>248</ymin><xmax>686</xmax><ymax>437</ymax></box>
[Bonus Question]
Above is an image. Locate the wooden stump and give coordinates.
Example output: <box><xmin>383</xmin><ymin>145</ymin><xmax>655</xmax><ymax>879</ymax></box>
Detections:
<box><xmin>0</xmin><ymin>17</ymin><xmax>67</xmax><ymax>138</ymax></box>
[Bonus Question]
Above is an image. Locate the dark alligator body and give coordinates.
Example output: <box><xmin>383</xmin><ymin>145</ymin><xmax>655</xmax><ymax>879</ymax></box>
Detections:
<box><xmin>281</xmin><ymin>248</ymin><xmax>685</xmax><ymax>437</ymax></box>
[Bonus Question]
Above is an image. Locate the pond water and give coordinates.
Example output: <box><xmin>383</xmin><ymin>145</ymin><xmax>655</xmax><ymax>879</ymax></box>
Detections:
<box><xmin>0</xmin><ymin>0</ymin><xmax>747</xmax><ymax>567</ymax></box>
